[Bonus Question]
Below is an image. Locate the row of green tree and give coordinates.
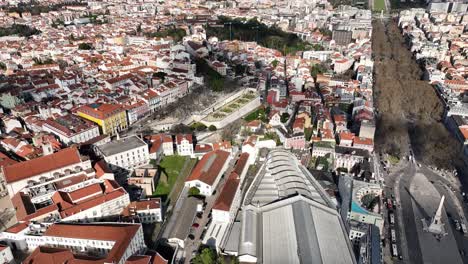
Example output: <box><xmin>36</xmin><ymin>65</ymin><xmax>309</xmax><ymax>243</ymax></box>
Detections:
<box><xmin>206</xmin><ymin>16</ymin><xmax>324</xmax><ymax>55</ymax></box>
<box><xmin>144</xmin><ymin>28</ymin><xmax>187</xmax><ymax>43</ymax></box>
<box><xmin>192</xmin><ymin>247</ymin><xmax>239</xmax><ymax>264</ymax></box>
<box><xmin>195</xmin><ymin>58</ymin><xmax>225</xmax><ymax>92</ymax></box>
<box><xmin>190</xmin><ymin>122</ymin><xmax>217</xmax><ymax>132</ymax></box>
<box><xmin>0</xmin><ymin>24</ymin><xmax>41</xmax><ymax>37</ymax></box>
<box><xmin>33</xmin><ymin>57</ymin><xmax>54</xmax><ymax>65</ymax></box>
<box><xmin>2</xmin><ymin>1</ymin><xmax>86</xmax><ymax>16</ymax></box>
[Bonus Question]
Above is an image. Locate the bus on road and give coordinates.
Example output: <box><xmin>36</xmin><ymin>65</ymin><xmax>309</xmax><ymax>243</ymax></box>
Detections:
<box><xmin>392</xmin><ymin>244</ymin><xmax>398</xmax><ymax>257</ymax></box>
<box><xmin>391</xmin><ymin>229</ymin><xmax>396</xmax><ymax>242</ymax></box>
<box><xmin>389</xmin><ymin>213</ymin><xmax>395</xmax><ymax>225</ymax></box>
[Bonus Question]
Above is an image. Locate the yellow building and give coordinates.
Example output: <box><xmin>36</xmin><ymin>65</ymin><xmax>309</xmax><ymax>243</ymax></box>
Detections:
<box><xmin>297</xmin><ymin>112</ymin><xmax>312</xmax><ymax>128</ymax></box>
<box><xmin>76</xmin><ymin>103</ymin><xmax>128</xmax><ymax>135</ymax></box>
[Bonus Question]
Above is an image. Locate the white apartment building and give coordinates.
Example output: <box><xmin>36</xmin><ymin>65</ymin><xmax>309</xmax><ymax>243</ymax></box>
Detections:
<box><xmin>55</xmin><ymin>185</ymin><xmax>130</xmax><ymax>222</ymax></box>
<box><xmin>1</xmin><ymin>222</ymin><xmax>145</xmax><ymax>264</ymax></box>
<box><xmin>176</xmin><ymin>134</ymin><xmax>194</xmax><ymax>157</ymax></box>
<box><xmin>145</xmin><ymin>134</ymin><xmax>173</xmax><ymax>159</ymax></box>
<box><xmin>13</xmin><ymin>178</ymin><xmax>130</xmax><ymax>223</ymax></box>
<box><xmin>96</xmin><ymin>136</ymin><xmax>150</xmax><ymax>171</ymax></box>
<box><xmin>241</xmin><ymin>136</ymin><xmax>258</xmax><ymax>165</ymax></box>
<box><xmin>0</xmin><ymin>245</ymin><xmax>13</xmax><ymax>264</ymax></box>
<box><xmin>203</xmin><ymin>171</ymin><xmax>242</xmax><ymax>250</ymax></box>
<box><xmin>1</xmin><ymin>147</ymin><xmax>94</xmax><ymax>199</ymax></box>
<box><xmin>334</xmin><ymin>146</ymin><xmax>369</xmax><ymax>172</ymax></box>
<box><xmin>122</xmin><ymin>198</ymin><xmax>163</xmax><ymax>224</ymax></box>
<box><xmin>42</xmin><ymin>114</ymin><xmax>100</xmax><ymax>144</ymax></box>
<box><xmin>185</xmin><ymin>150</ymin><xmax>232</xmax><ymax>196</ymax></box>
<box><xmin>202</xmin><ymin>153</ymin><xmax>249</xmax><ymax>250</ymax></box>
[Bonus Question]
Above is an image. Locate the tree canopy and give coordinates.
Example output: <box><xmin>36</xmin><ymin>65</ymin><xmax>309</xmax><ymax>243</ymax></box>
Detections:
<box><xmin>78</xmin><ymin>43</ymin><xmax>94</xmax><ymax>50</ymax></box>
<box><xmin>0</xmin><ymin>24</ymin><xmax>41</xmax><ymax>37</ymax></box>
<box><xmin>145</xmin><ymin>28</ymin><xmax>187</xmax><ymax>42</ymax></box>
<box><xmin>3</xmin><ymin>1</ymin><xmax>86</xmax><ymax>16</ymax></box>
<box><xmin>191</xmin><ymin>248</ymin><xmax>217</xmax><ymax>264</ymax></box>
<box><xmin>195</xmin><ymin>58</ymin><xmax>225</xmax><ymax>92</ymax></box>
<box><xmin>206</xmin><ymin>17</ymin><xmax>324</xmax><ymax>55</ymax></box>
<box><xmin>188</xmin><ymin>187</ymin><xmax>201</xmax><ymax>197</ymax></box>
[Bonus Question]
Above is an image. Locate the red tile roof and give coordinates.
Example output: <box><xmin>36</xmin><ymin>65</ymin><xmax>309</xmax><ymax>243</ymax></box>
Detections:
<box><xmin>152</xmin><ymin>253</ymin><xmax>168</xmax><ymax>264</ymax></box>
<box><xmin>145</xmin><ymin>134</ymin><xmax>172</xmax><ymax>154</ymax></box>
<box><xmin>212</xmin><ymin>141</ymin><xmax>232</xmax><ymax>151</ymax></box>
<box><xmin>126</xmin><ymin>255</ymin><xmax>151</xmax><ymax>264</ymax></box>
<box><xmin>2</xmin><ymin>147</ymin><xmax>82</xmax><ymax>183</ymax></box>
<box><xmin>353</xmin><ymin>137</ymin><xmax>373</xmax><ymax>146</ymax></box>
<box><xmin>53</xmin><ymin>188</ymin><xmax>127</xmax><ymax>218</ymax></box>
<box><xmin>234</xmin><ymin>153</ymin><xmax>249</xmax><ymax>176</ymax></box>
<box><xmin>213</xmin><ymin>172</ymin><xmax>240</xmax><ymax>211</ymax></box>
<box><xmin>339</xmin><ymin>131</ymin><xmax>355</xmax><ymax>141</ymax></box>
<box><xmin>0</xmin><ymin>152</ymin><xmax>17</xmax><ymax>168</ymax></box>
<box><xmin>68</xmin><ymin>183</ymin><xmax>103</xmax><ymax>203</ymax></box>
<box><xmin>23</xmin><ymin>247</ymin><xmax>75</xmax><ymax>264</ymax></box>
<box><xmin>176</xmin><ymin>134</ymin><xmax>193</xmax><ymax>145</ymax></box>
<box><xmin>195</xmin><ymin>144</ymin><xmax>213</xmax><ymax>153</ymax></box>
<box><xmin>247</xmin><ymin>120</ymin><xmax>261</xmax><ymax>127</ymax></box>
<box><xmin>460</xmin><ymin>127</ymin><xmax>468</xmax><ymax>140</ymax></box>
<box><xmin>94</xmin><ymin>160</ymin><xmax>113</xmax><ymax>178</ymax></box>
<box><xmin>186</xmin><ymin>150</ymin><xmax>230</xmax><ymax>185</ymax></box>
<box><xmin>122</xmin><ymin>198</ymin><xmax>161</xmax><ymax>217</ymax></box>
<box><xmin>5</xmin><ymin>221</ymin><xmax>29</xmax><ymax>234</ymax></box>
<box><xmin>135</xmin><ymin>199</ymin><xmax>161</xmax><ymax>210</ymax></box>
<box><xmin>77</xmin><ymin>103</ymin><xmax>124</xmax><ymax>120</ymax></box>
<box><xmin>243</xmin><ymin>135</ymin><xmax>257</xmax><ymax>147</ymax></box>
<box><xmin>12</xmin><ymin>192</ymin><xmax>59</xmax><ymax>222</ymax></box>
<box><xmin>38</xmin><ymin>223</ymin><xmax>142</xmax><ymax>264</ymax></box>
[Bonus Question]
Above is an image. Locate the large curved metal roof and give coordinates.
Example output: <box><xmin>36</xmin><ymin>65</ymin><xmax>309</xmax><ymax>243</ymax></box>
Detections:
<box><xmin>244</xmin><ymin>149</ymin><xmax>332</xmax><ymax>207</ymax></box>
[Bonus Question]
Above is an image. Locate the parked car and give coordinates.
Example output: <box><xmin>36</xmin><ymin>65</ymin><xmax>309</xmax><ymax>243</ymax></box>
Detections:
<box><xmin>192</xmin><ymin>223</ymin><xmax>200</xmax><ymax>228</ymax></box>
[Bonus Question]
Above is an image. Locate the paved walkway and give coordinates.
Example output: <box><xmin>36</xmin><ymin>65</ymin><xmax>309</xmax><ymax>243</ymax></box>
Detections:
<box><xmin>167</xmin><ymin>158</ymin><xmax>197</xmax><ymax>208</ymax></box>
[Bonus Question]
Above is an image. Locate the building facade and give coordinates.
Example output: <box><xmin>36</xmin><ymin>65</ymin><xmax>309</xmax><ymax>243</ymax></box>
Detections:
<box><xmin>42</xmin><ymin>114</ymin><xmax>100</xmax><ymax>144</ymax></box>
<box><xmin>96</xmin><ymin>136</ymin><xmax>150</xmax><ymax>171</ymax></box>
<box><xmin>77</xmin><ymin>103</ymin><xmax>128</xmax><ymax>135</ymax></box>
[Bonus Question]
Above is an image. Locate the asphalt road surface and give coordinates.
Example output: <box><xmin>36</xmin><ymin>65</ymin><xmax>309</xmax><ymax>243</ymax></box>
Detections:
<box><xmin>383</xmin><ymin>157</ymin><xmax>468</xmax><ymax>264</ymax></box>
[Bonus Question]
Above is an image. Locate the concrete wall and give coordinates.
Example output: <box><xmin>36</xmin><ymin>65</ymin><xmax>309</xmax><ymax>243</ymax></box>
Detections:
<box><xmin>202</xmin><ymin>97</ymin><xmax>261</xmax><ymax>128</ymax></box>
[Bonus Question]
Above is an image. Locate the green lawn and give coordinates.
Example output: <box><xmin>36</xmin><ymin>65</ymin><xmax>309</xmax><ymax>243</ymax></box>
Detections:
<box><xmin>373</xmin><ymin>0</ymin><xmax>386</xmax><ymax>11</ymax></box>
<box><xmin>244</xmin><ymin>107</ymin><xmax>267</xmax><ymax>122</ymax></box>
<box><xmin>153</xmin><ymin>155</ymin><xmax>188</xmax><ymax>196</ymax></box>
<box><xmin>167</xmin><ymin>158</ymin><xmax>198</xmax><ymax>207</ymax></box>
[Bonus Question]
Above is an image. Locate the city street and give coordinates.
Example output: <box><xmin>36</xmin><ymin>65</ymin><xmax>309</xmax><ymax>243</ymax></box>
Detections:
<box><xmin>381</xmin><ymin>155</ymin><xmax>468</xmax><ymax>264</ymax></box>
<box><xmin>182</xmin><ymin>156</ymin><xmax>238</xmax><ymax>263</ymax></box>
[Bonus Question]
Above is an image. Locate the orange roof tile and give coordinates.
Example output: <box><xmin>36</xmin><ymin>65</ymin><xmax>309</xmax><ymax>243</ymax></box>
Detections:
<box><xmin>37</xmin><ymin>223</ymin><xmax>141</xmax><ymax>264</ymax></box>
<box><xmin>77</xmin><ymin>103</ymin><xmax>124</xmax><ymax>120</ymax></box>
<box><xmin>2</xmin><ymin>147</ymin><xmax>82</xmax><ymax>183</ymax></box>
<box><xmin>186</xmin><ymin>150</ymin><xmax>230</xmax><ymax>185</ymax></box>
<box><xmin>213</xmin><ymin>172</ymin><xmax>240</xmax><ymax>211</ymax></box>
<box><xmin>353</xmin><ymin>137</ymin><xmax>373</xmax><ymax>146</ymax></box>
